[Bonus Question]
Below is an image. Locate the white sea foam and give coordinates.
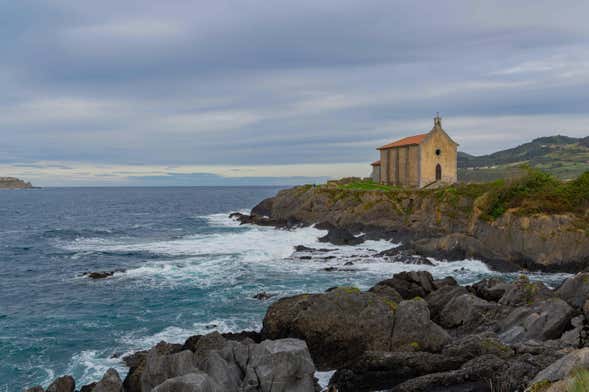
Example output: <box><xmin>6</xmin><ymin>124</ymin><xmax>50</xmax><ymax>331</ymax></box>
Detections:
<box><xmin>315</xmin><ymin>370</ymin><xmax>335</xmax><ymax>389</ymax></box>
<box><xmin>66</xmin><ymin>350</ymin><xmax>128</xmax><ymax>387</ymax></box>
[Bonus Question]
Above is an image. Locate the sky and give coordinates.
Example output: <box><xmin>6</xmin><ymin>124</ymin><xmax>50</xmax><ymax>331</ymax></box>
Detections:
<box><xmin>1</xmin><ymin>0</ymin><xmax>589</xmax><ymax>186</ymax></box>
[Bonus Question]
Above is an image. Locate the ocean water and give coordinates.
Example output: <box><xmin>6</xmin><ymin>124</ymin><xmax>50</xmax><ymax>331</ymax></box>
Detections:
<box><xmin>0</xmin><ymin>187</ymin><xmax>573</xmax><ymax>390</ymax></box>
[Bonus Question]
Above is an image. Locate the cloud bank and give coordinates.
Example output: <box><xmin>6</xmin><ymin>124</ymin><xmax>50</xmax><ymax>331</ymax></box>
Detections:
<box><xmin>1</xmin><ymin>1</ymin><xmax>588</xmax><ymax>185</ymax></box>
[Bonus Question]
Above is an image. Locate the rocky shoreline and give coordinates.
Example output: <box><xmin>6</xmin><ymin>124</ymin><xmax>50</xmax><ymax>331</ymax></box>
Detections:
<box><xmin>27</xmin><ymin>269</ymin><xmax>589</xmax><ymax>391</ymax></box>
<box><xmin>230</xmin><ymin>180</ymin><xmax>589</xmax><ymax>272</ymax></box>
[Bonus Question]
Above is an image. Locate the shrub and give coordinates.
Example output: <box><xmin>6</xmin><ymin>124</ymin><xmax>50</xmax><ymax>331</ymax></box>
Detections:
<box><xmin>481</xmin><ymin>167</ymin><xmax>589</xmax><ymax>219</ymax></box>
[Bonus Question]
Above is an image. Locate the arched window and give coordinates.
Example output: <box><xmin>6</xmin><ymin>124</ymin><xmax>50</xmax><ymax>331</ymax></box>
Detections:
<box><xmin>436</xmin><ymin>164</ymin><xmax>442</xmax><ymax>181</ymax></box>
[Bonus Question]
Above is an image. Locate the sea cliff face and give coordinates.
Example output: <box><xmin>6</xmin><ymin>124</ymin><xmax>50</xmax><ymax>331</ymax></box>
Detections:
<box><xmin>242</xmin><ymin>182</ymin><xmax>589</xmax><ymax>272</ymax></box>
<box><xmin>0</xmin><ymin>177</ymin><xmax>33</xmax><ymax>189</ymax></box>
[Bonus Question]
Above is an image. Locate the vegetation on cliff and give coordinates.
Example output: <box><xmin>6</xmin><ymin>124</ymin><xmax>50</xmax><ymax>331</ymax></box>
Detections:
<box><xmin>458</xmin><ymin>135</ymin><xmax>589</xmax><ymax>181</ymax></box>
<box><xmin>482</xmin><ymin>168</ymin><xmax>589</xmax><ymax>220</ymax></box>
<box><xmin>320</xmin><ymin>168</ymin><xmax>589</xmax><ymax>224</ymax></box>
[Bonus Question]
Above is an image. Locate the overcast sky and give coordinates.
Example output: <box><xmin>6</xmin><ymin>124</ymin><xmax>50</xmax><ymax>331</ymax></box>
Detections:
<box><xmin>1</xmin><ymin>0</ymin><xmax>588</xmax><ymax>186</ymax></box>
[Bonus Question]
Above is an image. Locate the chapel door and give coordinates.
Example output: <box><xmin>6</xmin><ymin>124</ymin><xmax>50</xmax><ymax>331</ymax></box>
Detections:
<box><xmin>435</xmin><ymin>164</ymin><xmax>442</xmax><ymax>181</ymax></box>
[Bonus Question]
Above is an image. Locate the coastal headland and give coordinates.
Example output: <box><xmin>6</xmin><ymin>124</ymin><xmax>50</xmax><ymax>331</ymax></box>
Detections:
<box><xmin>0</xmin><ymin>177</ymin><xmax>34</xmax><ymax>189</ymax></box>
<box><xmin>235</xmin><ymin>169</ymin><xmax>589</xmax><ymax>273</ymax></box>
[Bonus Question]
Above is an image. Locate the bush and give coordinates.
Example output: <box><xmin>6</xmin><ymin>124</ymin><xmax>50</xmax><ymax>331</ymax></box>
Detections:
<box><xmin>481</xmin><ymin>167</ymin><xmax>589</xmax><ymax>219</ymax></box>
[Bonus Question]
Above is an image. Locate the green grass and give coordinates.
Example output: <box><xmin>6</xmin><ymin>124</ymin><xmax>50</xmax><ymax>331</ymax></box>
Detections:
<box><xmin>335</xmin><ymin>179</ymin><xmax>399</xmax><ymax>191</ymax></box>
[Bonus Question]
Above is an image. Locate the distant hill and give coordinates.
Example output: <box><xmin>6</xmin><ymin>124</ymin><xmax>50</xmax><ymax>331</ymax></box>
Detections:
<box><xmin>458</xmin><ymin>135</ymin><xmax>589</xmax><ymax>182</ymax></box>
<box><xmin>0</xmin><ymin>177</ymin><xmax>34</xmax><ymax>189</ymax></box>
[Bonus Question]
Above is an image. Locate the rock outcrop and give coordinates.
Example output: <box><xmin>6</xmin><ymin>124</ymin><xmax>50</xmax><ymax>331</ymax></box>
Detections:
<box><xmin>0</xmin><ymin>176</ymin><xmax>34</xmax><ymax>189</ymax></box>
<box><xmin>261</xmin><ymin>287</ymin><xmax>396</xmax><ymax>369</ymax></box>
<box><xmin>233</xmin><ymin>183</ymin><xmax>589</xmax><ymax>271</ymax></box>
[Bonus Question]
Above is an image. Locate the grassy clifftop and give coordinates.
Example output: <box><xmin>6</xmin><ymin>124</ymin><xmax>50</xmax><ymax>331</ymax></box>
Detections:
<box><xmin>319</xmin><ymin>168</ymin><xmax>589</xmax><ymax>226</ymax></box>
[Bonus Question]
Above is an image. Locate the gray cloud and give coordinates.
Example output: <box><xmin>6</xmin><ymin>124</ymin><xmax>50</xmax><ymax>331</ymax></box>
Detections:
<box><xmin>1</xmin><ymin>0</ymin><xmax>589</xmax><ymax>184</ymax></box>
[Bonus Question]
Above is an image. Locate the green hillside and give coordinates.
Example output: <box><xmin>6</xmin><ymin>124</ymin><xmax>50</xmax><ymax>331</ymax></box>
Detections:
<box><xmin>458</xmin><ymin>135</ymin><xmax>589</xmax><ymax>182</ymax></box>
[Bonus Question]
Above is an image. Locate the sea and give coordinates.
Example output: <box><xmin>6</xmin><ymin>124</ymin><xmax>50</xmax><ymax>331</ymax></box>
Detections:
<box><xmin>0</xmin><ymin>187</ymin><xmax>573</xmax><ymax>391</ymax></box>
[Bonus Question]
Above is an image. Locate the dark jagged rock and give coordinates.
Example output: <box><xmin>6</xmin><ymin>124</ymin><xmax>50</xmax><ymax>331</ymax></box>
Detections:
<box><xmin>46</xmin><ymin>375</ymin><xmax>75</xmax><ymax>392</ymax></box>
<box><xmin>470</xmin><ymin>278</ymin><xmax>512</xmax><ymax>302</ymax></box>
<box><xmin>24</xmin><ymin>387</ymin><xmax>44</xmax><ymax>392</ymax></box>
<box><xmin>82</xmin><ymin>270</ymin><xmax>124</xmax><ymax>279</ymax></box>
<box><xmin>433</xmin><ymin>276</ymin><xmax>458</xmax><ymax>288</ymax></box>
<box><xmin>374</xmin><ymin>271</ymin><xmax>436</xmax><ymax>299</ymax></box>
<box><xmin>329</xmin><ymin>351</ymin><xmax>465</xmax><ymax>392</ymax></box>
<box><xmin>79</xmin><ymin>382</ymin><xmax>97</xmax><ymax>392</ymax></box>
<box><xmin>391</xmin><ymin>354</ymin><xmax>507</xmax><ymax>392</ymax></box>
<box><xmin>374</xmin><ymin>246</ymin><xmax>433</xmax><ymax>265</ymax></box>
<box><xmin>318</xmin><ymin>228</ymin><xmax>364</xmax><ymax>245</ymax></box>
<box><xmin>294</xmin><ymin>245</ymin><xmax>333</xmax><ymax>253</ymax></box>
<box><xmin>252</xmin><ymin>291</ymin><xmax>274</xmax><ymax>300</ymax></box>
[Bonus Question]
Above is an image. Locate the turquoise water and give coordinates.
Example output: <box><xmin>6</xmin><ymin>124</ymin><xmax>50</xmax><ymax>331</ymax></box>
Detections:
<box><xmin>0</xmin><ymin>187</ymin><xmax>572</xmax><ymax>390</ymax></box>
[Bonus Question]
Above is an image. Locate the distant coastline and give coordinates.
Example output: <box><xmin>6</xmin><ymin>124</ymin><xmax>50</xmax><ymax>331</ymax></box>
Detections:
<box><xmin>0</xmin><ymin>177</ymin><xmax>35</xmax><ymax>189</ymax></box>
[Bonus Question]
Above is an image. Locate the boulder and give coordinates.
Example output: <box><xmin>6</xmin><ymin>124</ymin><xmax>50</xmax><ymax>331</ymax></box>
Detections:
<box><xmin>442</xmin><ymin>333</ymin><xmax>513</xmax><ymax>361</ymax></box>
<box><xmin>433</xmin><ymin>276</ymin><xmax>458</xmax><ymax>288</ymax></box>
<box><xmin>318</xmin><ymin>228</ymin><xmax>364</xmax><ymax>245</ymax></box>
<box><xmin>391</xmin><ymin>299</ymin><xmax>450</xmax><ymax>352</ymax></box>
<box><xmin>242</xmin><ymin>339</ymin><xmax>317</xmax><ymax>392</ymax></box>
<box><xmin>556</xmin><ymin>272</ymin><xmax>589</xmax><ymax>308</ymax></box>
<box><xmin>262</xmin><ymin>287</ymin><xmax>395</xmax><ymax>369</ymax></box>
<box><xmin>391</xmin><ymin>354</ymin><xmax>507</xmax><ymax>392</ymax></box>
<box><xmin>470</xmin><ymin>278</ymin><xmax>512</xmax><ymax>302</ymax></box>
<box><xmin>368</xmin><ymin>284</ymin><xmax>403</xmax><ymax>303</ymax></box>
<box><xmin>92</xmin><ymin>369</ymin><xmax>123</xmax><ymax>392</ymax></box>
<box><xmin>438</xmin><ymin>293</ymin><xmax>496</xmax><ymax>330</ymax></box>
<box><xmin>498</xmin><ymin>298</ymin><xmax>575</xmax><ymax>344</ymax></box>
<box><xmin>140</xmin><ymin>348</ymin><xmax>197</xmax><ymax>392</ymax></box>
<box><xmin>531</xmin><ymin>347</ymin><xmax>589</xmax><ymax>384</ymax></box>
<box><xmin>125</xmin><ymin>342</ymin><xmax>180</xmax><ymax>392</ymax></box>
<box><xmin>426</xmin><ymin>285</ymin><xmax>468</xmax><ymax>321</ymax></box>
<box><xmin>329</xmin><ymin>351</ymin><xmax>465</xmax><ymax>392</ymax></box>
<box><xmin>46</xmin><ymin>376</ymin><xmax>75</xmax><ymax>392</ymax></box>
<box><xmin>498</xmin><ymin>276</ymin><xmax>553</xmax><ymax>306</ymax></box>
<box><xmin>151</xmin><ymin>372</ymin><xmax>221</xmax><ymax>392</ymax></box>
<box><xmin>374</xmin><ymin>271</ymin><xmax>436</xmax><ymax>300</ymax></box>
<box><xmin>24</xmin><ymin>387</ymin><xmax>44</xmax><ymax>392</ymax></box>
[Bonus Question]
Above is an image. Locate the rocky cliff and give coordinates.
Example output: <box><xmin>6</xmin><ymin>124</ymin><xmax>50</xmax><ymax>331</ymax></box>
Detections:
<box><xmin>0</xmin><ymin>177</ymin><xmax>34</xmax><ymax>189</ymax></box>
<box><xmin>238</xmin><ymin>175</ymin><xmax>589</xmax><ymax>272</ymax></box>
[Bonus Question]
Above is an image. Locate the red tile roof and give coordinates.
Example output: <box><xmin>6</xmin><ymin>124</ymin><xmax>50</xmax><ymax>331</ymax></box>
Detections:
<box><xmin>371</xmin><ymin>160</ymin><xmax>381</xmax><ymax>166</ymax></box>
<box><xmin>378</xmin><ymin>133</ymin><xmax>428</xmax><ymax>150</ymax></box>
